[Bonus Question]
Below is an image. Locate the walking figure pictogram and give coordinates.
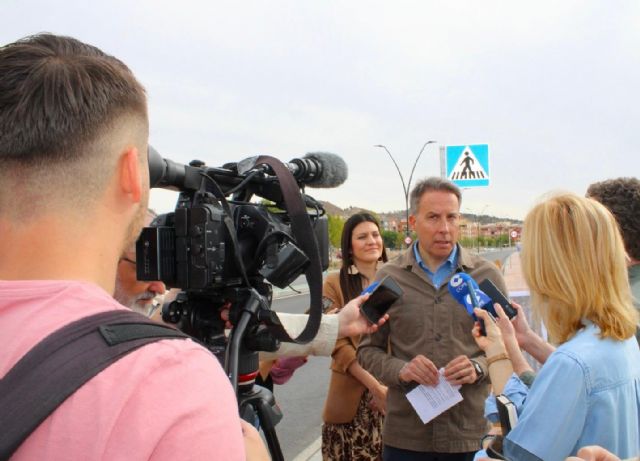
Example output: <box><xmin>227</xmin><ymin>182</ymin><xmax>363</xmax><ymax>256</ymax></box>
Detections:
<box><xmin>460</xmin><ymin>152</ymin><xmax>476</xmax><ymax>179</ymax></box>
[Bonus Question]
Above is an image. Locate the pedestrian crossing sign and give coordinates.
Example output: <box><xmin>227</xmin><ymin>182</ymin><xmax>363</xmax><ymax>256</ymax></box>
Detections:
<box><xmin>445</xmin><ymin>144</ymin><xmax>490</xmax><ymax>188</ymax></box>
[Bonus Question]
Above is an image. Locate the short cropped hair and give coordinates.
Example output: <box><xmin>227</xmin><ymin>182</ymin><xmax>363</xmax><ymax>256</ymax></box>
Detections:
<box><xmin>0</xmin><ymin>33</ymin><xmax>147</xmax><ymax>215</ymax></box>
<box><xmin>409</xmin><ymin>177</ymin><xmax>462</xmax><ymax>214</ymax></box>
<box><xmin>521</xmin><ymin>193</ymin><xmax>637</xmax><ymax>343</ymax></box>
<box><xmin>586</xmin><ymin>177</ymin><xmax>640</xmax><ymax>261</ymax></box>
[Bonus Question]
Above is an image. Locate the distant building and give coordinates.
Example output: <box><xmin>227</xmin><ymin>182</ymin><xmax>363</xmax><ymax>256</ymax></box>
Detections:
<box><xmin>459</xmin><ymin>217</ymin><xmax>522</xmax><ymax>243</ymax></box>
<box><xmin>322</xmin><ymin>201</ymin><xmax>522</xmax><ymax>242</ymax></box>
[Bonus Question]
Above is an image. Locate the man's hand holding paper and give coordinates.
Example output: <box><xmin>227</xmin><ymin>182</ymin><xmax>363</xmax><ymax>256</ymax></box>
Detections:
<box><xmin>405</xmin><ymin>368</ymin><xmax>463</xmax><ymax>424</ymax></box>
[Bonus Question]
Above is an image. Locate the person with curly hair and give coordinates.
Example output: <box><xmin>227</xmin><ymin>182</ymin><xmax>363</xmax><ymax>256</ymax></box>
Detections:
<box><xmin>587</xmin><ymin>177</ymin><xmax>640</xmax><ymax>343</ymax></box>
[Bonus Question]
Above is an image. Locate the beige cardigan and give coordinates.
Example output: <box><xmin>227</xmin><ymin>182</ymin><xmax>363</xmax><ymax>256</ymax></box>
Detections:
<box><xmin>321</xmin><ymin>270</ymin><xmax>369</xmax><ymax>424</ymax></box>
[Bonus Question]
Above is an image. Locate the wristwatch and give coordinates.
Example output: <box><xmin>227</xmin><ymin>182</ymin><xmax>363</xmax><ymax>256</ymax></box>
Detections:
<box><xmin>471</xmin><ymin>359</ymin><xmax>485</xmax><ymax>383</ymax></box>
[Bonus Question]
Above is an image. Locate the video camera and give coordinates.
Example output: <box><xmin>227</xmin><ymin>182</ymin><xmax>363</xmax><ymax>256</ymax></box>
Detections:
<box><xmin>137</xmin><ymin>149</ymin><xmax>344</xmax><ymax>290</ymax></box>
<box><xmin>136</xmin><ymin>145</ymin><xmax>347</xmax><ymax>350</ymax></box>
<box><xmin>135</xmin><ymin>147</ymin><xmax>347</xmax><ymax>460</ymax></box>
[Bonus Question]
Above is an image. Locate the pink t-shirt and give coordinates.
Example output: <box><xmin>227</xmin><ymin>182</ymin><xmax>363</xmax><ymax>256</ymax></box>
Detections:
<box><xmin>0</xmin><ymin>280</ymin><xmax>245</xmax><ymax>461</ymax></box>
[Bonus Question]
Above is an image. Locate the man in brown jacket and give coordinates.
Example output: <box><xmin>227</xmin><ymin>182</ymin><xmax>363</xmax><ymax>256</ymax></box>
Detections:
<box><xmin>358</xmin><ymin>177</ymin><xmax>508</xmax><ymax>461</ymax></box>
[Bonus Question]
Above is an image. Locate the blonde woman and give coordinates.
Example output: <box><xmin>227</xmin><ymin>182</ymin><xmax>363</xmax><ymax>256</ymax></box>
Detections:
<box><xmin>474</xmin><ymin>193</ymin><xmax>640</xmax><ymax>460</ymax></box>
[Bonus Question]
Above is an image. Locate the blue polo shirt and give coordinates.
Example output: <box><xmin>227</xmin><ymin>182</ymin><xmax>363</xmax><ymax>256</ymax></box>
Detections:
<box><xmin>413</xmin><ymin>241</ymin><xmax>458</xmax><ymax>289</ymax></box>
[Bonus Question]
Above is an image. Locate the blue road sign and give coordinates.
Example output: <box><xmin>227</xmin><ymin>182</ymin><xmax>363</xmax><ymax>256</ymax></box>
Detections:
<box><xmin>446</xmin><ymin>144</ymin><xmax>490</xmax><ymax>187</ymax></box>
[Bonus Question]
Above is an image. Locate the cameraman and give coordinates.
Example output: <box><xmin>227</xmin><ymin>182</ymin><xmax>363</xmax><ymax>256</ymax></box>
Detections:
<box><xmin>0</xmin><ymin>33</ymin><xmax>266</xmax><ymax>460</ymax></box>
<box><xmin>114</xmin><ymin>208</ymin><xmax>167</xmax><ymax>317</ymax></box>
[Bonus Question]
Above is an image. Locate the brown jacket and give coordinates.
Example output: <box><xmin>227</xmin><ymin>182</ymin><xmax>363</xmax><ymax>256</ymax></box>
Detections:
<box><xmin>357</xmin><ymin>244</ymin><xmax>508</xmax><ymax>453</ymax></box>
<box><xmin>321</xmin><ymin>271</ymin><xmax>368</xmax><ymax>424</ymax></box>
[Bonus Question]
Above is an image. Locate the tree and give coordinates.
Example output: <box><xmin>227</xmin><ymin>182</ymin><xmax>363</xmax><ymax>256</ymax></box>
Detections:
<box><xmin>381</xmin><ymin>230</ymin><xmax>403</xmax><ymax>250</ymax></box>
<box><xmin>459</xmin><ymin>236</ymin><xmax>475</xmax><ymax>248</ymax></box>
<box><xmin>495</xmin><ymin>234</ymin><xmax>509</xmax><ymax>247</ymax></box>
<box><xmin>327</xmin><ymin>214</ymin><xmax>345</xmax><ymax>249</ymax></box>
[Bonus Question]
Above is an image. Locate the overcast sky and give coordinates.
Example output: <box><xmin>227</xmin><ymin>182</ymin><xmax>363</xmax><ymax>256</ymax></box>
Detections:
<box><xmin>3</xmin><ymin>0</ymin><xmax>639</xmax><ymax>219</ymax></box>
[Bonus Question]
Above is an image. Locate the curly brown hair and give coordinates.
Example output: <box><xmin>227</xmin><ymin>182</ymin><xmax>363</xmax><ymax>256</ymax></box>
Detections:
<box><xmin>587</xmin><ymin>177</ymin><xmax>640</xmax><ymax>261</ymax></box>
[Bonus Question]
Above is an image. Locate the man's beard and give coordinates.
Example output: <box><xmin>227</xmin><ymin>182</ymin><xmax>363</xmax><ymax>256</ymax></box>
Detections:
<box><xmin>113</xmin><ymin>282</ymin><xmax>164</xmax><ymax>317</ymax></box>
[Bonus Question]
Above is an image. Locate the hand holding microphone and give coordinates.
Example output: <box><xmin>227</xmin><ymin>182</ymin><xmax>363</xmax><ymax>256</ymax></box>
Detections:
<box><xmin>448</xmin><ymin>273</ymin><xmax>517</xmax><ymax>336</ymax></box>
<box><xmin>448</xmin><ymin>272</ymin><xmax>492</xmax><ymax>334</ymax></box>
<box><xmin>472</xmin><ymin>307</ymin><xmax>506</xmax><ymax>357</ymax></box>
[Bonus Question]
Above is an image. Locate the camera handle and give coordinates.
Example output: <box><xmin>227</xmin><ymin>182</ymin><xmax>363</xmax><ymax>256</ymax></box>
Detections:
<box><xmin>226</xmin><ymin>288</ymin><xmax>263</xmax><ymax>394</ymax></box>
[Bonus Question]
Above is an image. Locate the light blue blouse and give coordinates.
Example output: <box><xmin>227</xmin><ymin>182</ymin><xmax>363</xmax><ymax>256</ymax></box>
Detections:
<box><xmin>503</xmin><ymin>322</ymin><xmax>640</xmax><ymax>460</ymax></box>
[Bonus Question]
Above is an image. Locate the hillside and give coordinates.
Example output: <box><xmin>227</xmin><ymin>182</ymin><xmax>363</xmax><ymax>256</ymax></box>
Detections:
<box><xmin>320</xmin><ymin>201</ymin><xmax>522</xmax><ymax>224</ymax></box>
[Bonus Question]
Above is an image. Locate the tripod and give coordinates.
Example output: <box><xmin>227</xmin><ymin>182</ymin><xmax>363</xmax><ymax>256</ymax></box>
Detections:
<box><xmin>163</xmin><ymin>288</ymin><xmax>285</xmax><ymax>461</ymax></box>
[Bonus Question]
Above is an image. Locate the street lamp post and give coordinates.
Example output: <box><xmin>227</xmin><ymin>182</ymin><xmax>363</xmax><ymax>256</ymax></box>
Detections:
<box><xmin>375</xmin><ymin>141</ymin><xmax>436</xmax><ymax>247</ymax></box>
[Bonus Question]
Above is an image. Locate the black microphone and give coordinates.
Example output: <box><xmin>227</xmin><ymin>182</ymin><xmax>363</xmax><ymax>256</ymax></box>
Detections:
<box><xmin>237</xmin><ymin>152</ymin><xmax>348</xmax><ymax>188</ymax></box>
<box><xmin>286</xmin><ymin>152</ymin><xmax>348</xmax><ymax>188</ymax></box>
<box><xmin>148</xmin><ymin>146</ymin><xmax>348</xmax><ymax>192</ymax></box>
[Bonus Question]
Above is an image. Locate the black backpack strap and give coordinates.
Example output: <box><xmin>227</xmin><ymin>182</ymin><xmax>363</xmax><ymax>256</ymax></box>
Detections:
<box><xmin>0</xmin><ymin>310</ymin><xmax>190</xmax><ymax>461</ymax></box>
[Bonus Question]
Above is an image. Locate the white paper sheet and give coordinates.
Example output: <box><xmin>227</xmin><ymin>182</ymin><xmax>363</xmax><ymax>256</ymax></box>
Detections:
<box><xmin>405</xmin><ymin>369</ymin><xmax>463</xmax><ymax>424</ymax></box>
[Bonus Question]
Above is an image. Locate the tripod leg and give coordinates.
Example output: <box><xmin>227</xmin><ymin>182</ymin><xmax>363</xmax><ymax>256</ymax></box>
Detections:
<box><xmin>239</xmin><ymin>385</ymin><xmax>284</xmax><ymax>461</ymax></box>
<box><xmin>255</xmin><ymin>399</ymin><xmax>284</xmax><ymax>461</ymax></box>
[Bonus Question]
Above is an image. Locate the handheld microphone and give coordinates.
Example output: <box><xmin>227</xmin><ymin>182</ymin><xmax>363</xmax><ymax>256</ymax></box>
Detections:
<box><xmin>448</xmin><ymin>272</ymin><xmax>491</xmax><ymax>317</ymax></box>
<box><xmin>448</xmin><ymin>272</ymin><xmax>494</xmax><ymax>335</ymax></box>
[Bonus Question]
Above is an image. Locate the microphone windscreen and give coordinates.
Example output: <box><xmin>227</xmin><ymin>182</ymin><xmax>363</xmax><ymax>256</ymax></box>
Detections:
<box><xmin>303</xmin><ymin>152</ymin><xmax>348</xmax><ymax>188</ymax></box>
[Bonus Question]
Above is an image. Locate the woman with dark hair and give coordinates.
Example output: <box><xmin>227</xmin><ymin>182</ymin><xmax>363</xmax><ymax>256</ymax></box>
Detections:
<box><xmin>321</xmin><ymin>213</ymin><xmax>389</xmax><ymax>460</ymax></box>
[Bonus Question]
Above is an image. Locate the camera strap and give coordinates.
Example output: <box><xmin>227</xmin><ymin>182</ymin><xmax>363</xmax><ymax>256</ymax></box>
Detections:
<box><xmin>0</xmin><ymin>310</ymin><xmax>190</xmax><ymax>461</ymax></box>
<box><xmin>252</xmin><ymin>155</ymin><xmax>323</xmax><ymax>344</ymax></box>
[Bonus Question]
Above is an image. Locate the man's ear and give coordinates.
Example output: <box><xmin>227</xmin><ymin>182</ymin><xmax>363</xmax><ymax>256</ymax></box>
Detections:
<box><xmin>408</xmin><ymin>214</ymin><xmax>416</xmax><ymax>231</ymax></box>
<box><xmin>119</xmin><ymin>147</ymin><xmax>142</xmax><ymax>203</ymax></box>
